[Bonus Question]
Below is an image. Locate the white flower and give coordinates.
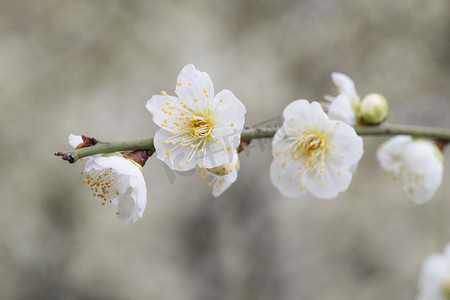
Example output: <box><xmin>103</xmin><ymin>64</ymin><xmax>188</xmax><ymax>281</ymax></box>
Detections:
<box><xmin>416</xmin><ymin>243</ymin><xmax>450</xmax><ymax>300</ymax></box>
<box><xmin>146</xmin><ymin>64</ymin><xmax>246</xmax><ymax>171</ymax></box>
<box><xmin>69</xmin><ymin>134</ymin><xmax>147</xmax><ymax>224</ymax></box>
<box><xmin>270</xmin><ymin>100</ymin><xmax>363</xmax><ymax>199</ymax></box>
<box><xmin>326</xmin><ymin>72</ymin><xmax>361</xmax><ymax>125</ymax></box>
<box><xmin>377</xmin><ymin>135</ymin><xmax>443</xmax><ymax>204</ymax></box>
<box><xmin>196</xmin><ymin>150</ymin><xmax>239</xmax><ymax>197</ymax></box>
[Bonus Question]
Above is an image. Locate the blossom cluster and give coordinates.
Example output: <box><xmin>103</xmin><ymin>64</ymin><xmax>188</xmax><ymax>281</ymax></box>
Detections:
<box><xmin>66</xmin><ymin>66</ymin><xmax>445</xmax><ymax>224</ymax></box>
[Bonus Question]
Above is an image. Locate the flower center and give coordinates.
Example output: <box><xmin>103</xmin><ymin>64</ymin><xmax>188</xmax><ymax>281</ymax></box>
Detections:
<box><xmin>82</xmin><ymin>168</ymin><xmax>119</xmax><ymax>206</ymax></box>
<box><xmin>189</xmin><ymin>115</ymin><xmax>212</xmax><ymax>138</ymax></box>
<box><xmin>292</xmin><ymin>133</ymin><xmax>328</xmax><ymax>175</ymax></box>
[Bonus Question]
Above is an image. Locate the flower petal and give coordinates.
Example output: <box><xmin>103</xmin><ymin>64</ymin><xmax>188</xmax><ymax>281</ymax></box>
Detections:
<box><xmin>327</xmin><ymin>94</ymin><xmax>356</xmax><ymax>125</ymax></box>
<box><xmin>329</xmin><ymin>120</ymin><xmax>364</xmax><ymax>166</ymax></box>
<box><xmin>270</xmin><ymin>156</ymin><xmax>307</xmax><ymax>198</ymax></box>
<box><xmin>212</xmin><ymin>169</ymin><xmax>238</xmax><ymax>197</ymax></box>
<box><xmin>153</xmin><ymin>129</ymin><xmax>197</xmax><ymax>171</ymax></box>
<box><xmin>305</xmin><ymin>166</ymin><xmax>353</xmax><ymax>199</ymax></box>
<box><xmin>376</xmin><ymin>135</ymin><xmax>411</xmax><ymax>173</ymax></box>
<box><xmin>211</xmin><ymin>126</ymin><xmax>242</xmax><ymax>151</ymax></box>
<box><xmin>68</xmin><ymin>134</ymin><xmax>83</xmax><ymax>149</ymax></box>
<box><xmin>175</xmin><ymin>64</ymin><xmax>214</xmax><ymax>105</ymax></box>
<box><xmin>331</xmin><ymin>72</ymin><xmax>358</xmax><ymax>102</ymax></box>
<box><xmin>145</xmin><ymin>94</ymin><xmax>182</xmax><ymax>129</ymax></box>
<box><xmin>196</xmin><ymin>141</ymin><xmax>234</xmax><ymax>169</ymax></box>
<box><xmin>416</xmin><ymin>244</ymin><xmax>450</xmax><ymax>300</ymax></box>
<box><xmin>400</xmin><ymin>141</ymin><xmax>443</xmax><ymax>204</ymax></box>
<box><xmin>212</xmin><ymin>89</ymin><xmax>246</xmax><ymax>128</ymax></box>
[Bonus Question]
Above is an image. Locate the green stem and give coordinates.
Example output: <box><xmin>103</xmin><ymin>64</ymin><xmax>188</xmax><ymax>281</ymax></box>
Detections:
<box><xmin>56</xmin><ymin>123</ymin><xmax>450</xmax><ymax>163</ymax></box>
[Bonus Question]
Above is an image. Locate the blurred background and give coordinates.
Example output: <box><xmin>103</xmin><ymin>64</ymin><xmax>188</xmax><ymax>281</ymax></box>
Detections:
<box><xmin>1</xmin><ymin>0</ymin><xmax>450</xmax><ymax>299</ymax></box>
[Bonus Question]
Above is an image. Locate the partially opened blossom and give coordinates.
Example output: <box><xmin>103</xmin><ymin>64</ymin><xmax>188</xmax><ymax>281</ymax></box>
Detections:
<box><xmin>146</xmin><ymin>64</ymin><xmax>246</xmax><ymax>171</ymax></box>
<box><xmin>196</xmin><ymin>150</ymin><xmax>239</xmax><ymax>197</ymax></box>
<box><xmin>325</xmin><ymin>73</ymin><xmax>389</xmax><ymax>125</ymax></box>
<box><xmin>377</xmin><ymin>135</ymin><xmax>443</xmax><ymax>204</ymax></box>
<box><xmin>69</xmin><ymin>134</ymin><xmax>147</xmax><ymax>224</ymax></box>
<box><xmin>270</xmin><ymin>100</ymin><xmax>363</xmax><ymax>199</ymax></box>
<box><xmin>416</xmin><ymin>243</ymin><xmax>450</xmax><ymax>300</ymax></box>
<box><xmin>325</xmin><ymin>72</ymin><xmax>361</xmax><ymax>125</ymax></box>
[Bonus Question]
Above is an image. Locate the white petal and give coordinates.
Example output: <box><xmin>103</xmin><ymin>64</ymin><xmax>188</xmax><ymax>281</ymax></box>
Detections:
<box><xmin>116</xmin><ymin>189</ymin><xmax>136</xmax><ymax>224</ymax></box>
<box><xmin>129</xmin><ymin>170</ymin><xmax>147</xmax><ymax>218</ymax></box>
<box><xmin>283</xmin><ymin>99</ymin><xmax>317</xmax><ymax>126</ymax></box>
<box><xmin>212</xmin><ymin>89</ymin><xmax>246</xmax><ymax>130</ymax></box>
<box><xmin>327</xmin><ymin>94</ymin><xmax>356</xmax><ymax>125</ymax></box>
<box><xmin>212</xmin><ymin>169</ymin><xmax>238</xmax><ymax>197</ymax></box>
<box><xmin>285</xmin><ymin>101</ymin><xmax>331</xmax><ymax>133</ymax></box>
<box><xmin>376</xmin><ymin>135</ymin><xmax>412</xmax><ymax>173</ymax></box>
<box><xmin>153</xmin><ymin>129</ymin><xmax>197</xmax><ymax>171</ymax></box>
<box><xmin>211</xmin><ymin>126</ymin><xmax>242</xmax><ymax>151</ymax></box>
<box><xmin>329</xmin><ymin>121</ymin><xmax>364</xmax><ymax>167</ymax></box>
<box><xmin>400</xmin><ymin>141</ymin><xmax>443</xmax><ymax>204</ymax></box>
<box><xmin>331</xmin><ymin>72</ymin><xmax>359</xmax><ymax>103</ymax></box>
<box><xmin>145</xmin><ymin>94</ymin><xmax>182</xmax><ymax>129</ymax></box>
<box><xmin>417</xmin><ymin>246</ymin><xmax>450</xmax><ymax>300</ymax></box>
<box><xmin>175</xmin><ymin>64</ymin><xmax>214</xmax><ymax>105</ymax></box>
<box><xmin>305</xmin><ymin>166</ymin><xmax>353</xmax><ymax>199</ymax></box>
<box><xmin>271</xmin><ymin>126</ymin><xmax>286</xmax><ymax>153</ymax></box>
<box><xmin>89</xmin><ymin>156</ymin><xmax>142</xmax><ymax>178</ymax></box>
<box><xmin>68</xmin><ymin>134</ymin><xmax>83</xmax><ymax>149</ymax></box>
<box><xmin>196</xmin><ymin>141</ymin><xmax>234</xmax><ymax>169</ymax></box>
<box><xmin>270</xmin><ymin>156</ymin><xmax>307</xmax><ymax>198</ymax></box>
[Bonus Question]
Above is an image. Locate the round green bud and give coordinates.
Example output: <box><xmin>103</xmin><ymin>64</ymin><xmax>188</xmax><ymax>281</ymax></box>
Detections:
<box><xmin>360</xmin><ymin>93</ymin><xmax>388</xmax><ymax>124</ymax></box>
<box><xmin>442</xmin><ymin>279</ymin><xmax>450</xmax><ymax>300</ymax></box>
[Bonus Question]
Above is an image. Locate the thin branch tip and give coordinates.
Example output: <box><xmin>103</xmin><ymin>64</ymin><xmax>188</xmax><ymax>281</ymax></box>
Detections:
<box><xmin>62</xmin><ymin>153</ymin><xmax>76</xmax><ymax>164</ymax></box>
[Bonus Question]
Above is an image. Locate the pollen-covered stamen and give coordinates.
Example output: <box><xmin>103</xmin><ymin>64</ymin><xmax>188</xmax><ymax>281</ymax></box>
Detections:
<box><xmin>188</xmin><ymin>115</ymin><xmax>213</xmax><ymax>138</ymax></box>
<box><xmin>289</xmin><ymin>133</ymin><xmax>329</xmax><ymax>176</ymax></box>
<box><xmin>161</xmin><ymin>110</ymin><xmax>217</xmax><ymax>166</ymax></box>
<box><xmin>81</xmin><ymin>169</ymin><xmax>119</xmax><ymax>205</ymax></box>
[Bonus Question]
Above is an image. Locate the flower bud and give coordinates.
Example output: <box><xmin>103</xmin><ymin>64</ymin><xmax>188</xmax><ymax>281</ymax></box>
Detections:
<box><xmin>360</xmin><ymin>93</ymin><xmax>388</xmax><ymax>125</ymax></box>
<box><xmin>207</xmin><ymin>151</ymin><xmax>239</xmax><ymax>176</ymax></box>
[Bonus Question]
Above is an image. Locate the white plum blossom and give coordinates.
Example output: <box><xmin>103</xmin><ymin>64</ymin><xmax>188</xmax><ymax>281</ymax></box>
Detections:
<box><xmin>377</xmin><ymin>135</ymin><xmax>443</xmax><ymax>204</ymax></box>
<box><xmin>69</xmin><ymin>134</ymin><xmax>147</xmax><ymax>224</ymax></box>
<box><xmin>196</xmin><ymin>150</ymin><xmax>239</xmax><ymax>197</ymax></box>
<box><xmin>416</xmin><ymin>243</ymin><xmax>450</xmax><ymax>300</ymax></box>
<box><xmin>325</xmin><ymin>72</ymin><xmax>361</xmax><ymax>125</ymax></box>
<box><xmin>270</xmin><ymin>100</ymin><xmax>363</xmax><ymax>199</ymax></box>
<box><xmin>146</xmin><ymin>64</ymin><xmax>246</xmax><ymax>171</ymax></box>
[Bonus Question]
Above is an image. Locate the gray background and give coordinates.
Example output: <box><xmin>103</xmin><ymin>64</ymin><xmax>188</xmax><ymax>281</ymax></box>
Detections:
<box><xmin>1</xmin><ymin>1</ymin><xmax>450</xmax><ymax>299</ymax></box>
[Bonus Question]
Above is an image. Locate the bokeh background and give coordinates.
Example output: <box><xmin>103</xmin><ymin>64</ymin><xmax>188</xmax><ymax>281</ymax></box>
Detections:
<box><xmin>1</xmin><ymin>1</ymin><xmax>450</xmax><ymax>299</ymax></box>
